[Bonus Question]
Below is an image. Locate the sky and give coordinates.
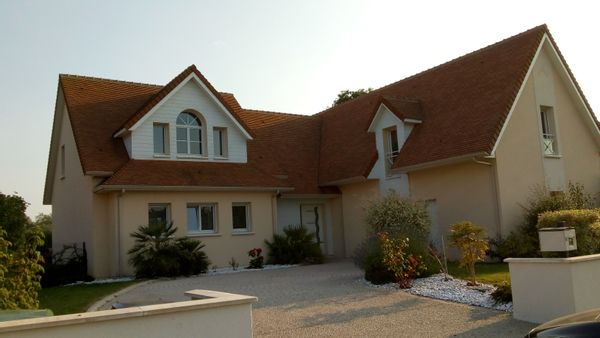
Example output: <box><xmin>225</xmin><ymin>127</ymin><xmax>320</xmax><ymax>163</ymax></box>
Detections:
<box><xmin>0</xmin><ymin>0</ymin><xmax>598</xmax><ymax>218</ymax></box>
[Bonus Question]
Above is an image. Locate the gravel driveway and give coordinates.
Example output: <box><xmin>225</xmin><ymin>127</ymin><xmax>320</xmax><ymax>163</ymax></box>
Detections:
<box><xmin>96</xmin><ymin>260</ymin><xmax>535</xmax><ymax>337</ymax></box>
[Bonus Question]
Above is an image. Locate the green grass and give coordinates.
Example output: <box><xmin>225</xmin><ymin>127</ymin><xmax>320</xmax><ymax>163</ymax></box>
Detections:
<box><xmin>446</xmin><ymin>262</ymin><xmax>509</xmax><ymax>285</ymax></box>
<box><xmin>38</xmin><ymin>281</ymin><xmax>139</xmax><ymax>315</ymax></box>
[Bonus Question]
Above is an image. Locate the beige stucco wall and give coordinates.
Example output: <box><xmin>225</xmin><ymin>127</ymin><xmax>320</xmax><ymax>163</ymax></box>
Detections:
<box><xmin>0</xmin><ymin>290</ymin><xmax>256</xmax><ymax>338</ymax></box>
<box><xmin>116</xmin><ymin>190</ymin><xmax>275</xmax><ymax>275</ymax></box>
<box><xmin>495</xmin><ymin>44</ymin><xmax>600</xmax><ymax>235</ymax></box>
<box><xmin>340</xmin><ymin>180</ymin><xmax>379</xmax><ymax>257</ymax></box>
<box><xmin>51</xmin><ymin>107</ymin><xmax>98</xmax><ymax>274</ymax></box>
<box><xmin>326</xmin><ymin>197</ymin><xmax>345</xmax><ymax>257</ymax></box>
<box><xmin>408</xmin><ymin>161</ymin><xmax>499</xmax><ymax>241</ymax></box>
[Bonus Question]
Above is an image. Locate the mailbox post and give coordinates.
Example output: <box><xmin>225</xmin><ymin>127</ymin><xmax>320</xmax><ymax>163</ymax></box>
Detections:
<box><xmin>538</xmin><ymin>227</ymin><xmax>577</xmax><ymax>254</ymax></box>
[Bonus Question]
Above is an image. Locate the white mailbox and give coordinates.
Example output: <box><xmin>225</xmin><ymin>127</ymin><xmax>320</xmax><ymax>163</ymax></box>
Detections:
<box><xmin>538</xmin><ymin>227</ymin><xmax>577</xmax><ymax>252</ymax></box>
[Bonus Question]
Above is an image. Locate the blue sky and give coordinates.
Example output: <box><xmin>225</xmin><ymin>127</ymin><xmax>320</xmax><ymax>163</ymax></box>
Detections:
<box><xmin>1</xmin><ymin>0</ymin><xmax>598</xmax><ymax>218</ymax></box>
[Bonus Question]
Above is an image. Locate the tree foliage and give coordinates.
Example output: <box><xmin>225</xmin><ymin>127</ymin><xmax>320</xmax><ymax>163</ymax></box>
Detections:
<box><xmin>332</xmin><ymin>88</ymin><xmax>373</xmax><ymax>106</ymax></box>
<box><xmin>0</xmin><ymin>192</ymin><xmax>45</xmax><ymax>309</ymax></box>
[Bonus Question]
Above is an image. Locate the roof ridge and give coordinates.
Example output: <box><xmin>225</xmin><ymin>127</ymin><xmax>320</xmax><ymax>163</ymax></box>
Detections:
<box><xmin>316</xmin><ymin>24</ymin><xmax>548</xmax><ymax>116</ymax></box>
<box><xmin>242</xmin><ymin>108</ymin><xmax>310</xmax><ymax>118</ymax></box>
<box><xmin>59</xmin><ymin>73</ymin><xmax>162</xmax><ymax>88</ymax></box>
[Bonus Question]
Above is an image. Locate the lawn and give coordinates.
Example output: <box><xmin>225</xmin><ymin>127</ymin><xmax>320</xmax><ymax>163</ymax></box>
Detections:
<box><xmin>446</xmin><ymin>262</ymin><xmax>509</xmax><ymax>285</ymax></box>
<box><xmin>39</xmin><ymin>281</ymin><xmax>139</xmax><ymax>315</ymax></box>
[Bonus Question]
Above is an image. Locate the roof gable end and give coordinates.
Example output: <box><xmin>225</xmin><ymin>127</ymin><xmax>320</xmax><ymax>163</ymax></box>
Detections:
<box><xmin>115</xmin><ymin>65</ymin><xmax>253</xmax><ymax>140</ymax></box>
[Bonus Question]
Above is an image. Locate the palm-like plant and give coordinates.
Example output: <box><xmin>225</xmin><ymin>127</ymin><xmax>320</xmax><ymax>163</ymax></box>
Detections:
<box><xmin>128</xmin><ymin>222</ymin><xmax>209</xmax><ymax>278</ymax></box>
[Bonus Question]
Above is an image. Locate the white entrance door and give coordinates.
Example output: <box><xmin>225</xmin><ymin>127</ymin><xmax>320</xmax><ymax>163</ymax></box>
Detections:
<box><xmin>300</xmin><ymin>204</ymin><xmax>326</xmax><ymax>252</ymax></box>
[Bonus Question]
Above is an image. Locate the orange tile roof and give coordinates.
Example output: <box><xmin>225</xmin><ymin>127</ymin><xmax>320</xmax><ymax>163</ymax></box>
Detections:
<box><xmin>102</xmin><ymin>160</ymin><xmax>289</xmax><ymax>188</ymax></box>
<box><xmin>55</xmin><ymin>25</ymin><xmax>596</xmax><ymax>193</ymax></box>
<box><xmin>317</xmin><ymin>25</ymin><xmax>550</xmax><ymax>183</ymax></box>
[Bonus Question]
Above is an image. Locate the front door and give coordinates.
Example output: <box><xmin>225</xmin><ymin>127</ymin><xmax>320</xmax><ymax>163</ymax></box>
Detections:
<box><xmin>300</xmin><ymin>204</ymin><xmax>326</xmax><ymax>252</ymax></box>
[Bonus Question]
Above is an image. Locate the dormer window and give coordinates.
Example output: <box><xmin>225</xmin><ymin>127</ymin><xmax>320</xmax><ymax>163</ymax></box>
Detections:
<box><xmin>383</xmin><ymin>127</ymin><xmax>400</xmax><ymax>175</ymax></box>
<box><xmin>176</xmin><ymin>112</ymin><xmax>203</xmax><ymax>156</ymax></box>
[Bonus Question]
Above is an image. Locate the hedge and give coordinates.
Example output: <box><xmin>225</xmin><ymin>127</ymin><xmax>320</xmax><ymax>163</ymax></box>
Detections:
<box><xmin>537</xmin><ymin>209</ymin><xmax>600</xmax><ymax>256</ymax></box>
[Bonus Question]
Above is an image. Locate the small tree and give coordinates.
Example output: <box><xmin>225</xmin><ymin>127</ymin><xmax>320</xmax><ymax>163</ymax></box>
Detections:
<box><xmin>449</xmin><ymin>221</ymin><xmax>489</xmax><ymax>286</ymax></box>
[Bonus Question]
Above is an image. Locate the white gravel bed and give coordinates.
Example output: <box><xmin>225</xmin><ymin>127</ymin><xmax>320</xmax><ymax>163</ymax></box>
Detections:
<box><xmin>361</xmin><ymin>273</ymin><xmax>512</xmax><ymax>312</ymax></box>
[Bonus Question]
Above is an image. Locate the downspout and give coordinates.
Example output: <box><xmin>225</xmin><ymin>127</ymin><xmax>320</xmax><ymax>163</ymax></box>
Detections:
<box><xmin>472</xmin><ymin>157</ymin><xmax>503</xmax><ymax>240</ymax></box>
<box><xmin>271</xmin><ymin>190</ymin><xmax>280</xmax><ymax>235</ymax></box>
<box><xmin>116</xmin><ymin>189</ymin><xmax>125</xmax><ymax>276</ymax></box>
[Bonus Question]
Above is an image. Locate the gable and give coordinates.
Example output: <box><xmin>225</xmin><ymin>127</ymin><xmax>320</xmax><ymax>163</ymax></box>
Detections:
<box><xmin>491</xmin><ymin>34</ymin><xmax>600</xmax><ymax>155</ymax></box>
<box><xmin>130</xmin><ymin>79</ymin><xmax>250</xmax><ymax>162</ymax></box>
<box><xmin>126</xmin><ymin>72</ymin><xmax>252</xmax><ymax>140</ymax></box>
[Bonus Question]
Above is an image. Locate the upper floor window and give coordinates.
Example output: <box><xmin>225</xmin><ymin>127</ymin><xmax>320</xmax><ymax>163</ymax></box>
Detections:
<box><xmin>176</xmin><ymin>112</ymin><xmax>202</xmax><ymax>155</ymax></box>
<box><xmin>153</xmin><ymin>123</ymin><xmax>169</xmax><ymax>155</ymax></box>
<box><xmin>384</xmin><ymin>127</ymin><xmax>399</xmax><ymax>175</ymax></box>
<box><xmin>540</xmin><ymin>106</ymin><xmax>559</xmax><ymax>156</ymax></box>
<box><xmin>213</xmin><ymin>127</ymin><xmax>227</xmax><ymax>158</ymax></box>
<box><xmin>60</xmin><ymin>144</ymin><xmax>66</xmax><ymax>179</ymax></box>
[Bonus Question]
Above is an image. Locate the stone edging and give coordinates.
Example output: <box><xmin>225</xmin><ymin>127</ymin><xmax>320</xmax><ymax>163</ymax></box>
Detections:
<box><xmin>86</xmin><ymin>280</ymin><xmax>153</xmax><ymax>312</ymax></box>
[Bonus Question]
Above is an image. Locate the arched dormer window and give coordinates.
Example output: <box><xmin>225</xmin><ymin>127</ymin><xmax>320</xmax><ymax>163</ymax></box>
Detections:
<box><xmin>176</xmin><ymin>111</ymin><xmax>203</xmax><ymax>155</ymax></box>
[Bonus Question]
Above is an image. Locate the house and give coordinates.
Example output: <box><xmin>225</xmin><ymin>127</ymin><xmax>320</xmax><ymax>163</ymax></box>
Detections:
<box><xmin>44</xmin><ymin>25</ymin><xmax>600</xmax><ymax>277</ymax></box>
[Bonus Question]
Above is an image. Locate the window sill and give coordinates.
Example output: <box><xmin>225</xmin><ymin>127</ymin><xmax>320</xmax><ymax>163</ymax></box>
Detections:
<box><xmin>176</xmin><ymin>154</ymin><xmax>207</xmax><ymax>160</ymax></box>
<box><xmin>544</xmin><ymin>154</ymin><xmax>562</xmax><ymax>159</ymax></box>
<box><xmin>213</xmin><ymin>156</ymin><xmax>229</xmax><ymax>160</ymax></box>
<box><xmin>187</xmin><ymin>232</ymin><xmax>221</xmax><ymax>238</ymax></box>
<box><xmin>232</xmin><ymin>231</ymin><xmax>254</xmax><ymax>236</ymax></box>
<box><xmin>153</xmin><ymin>154</ymin><xmax>170</xmax><ymax>158</ymax></box>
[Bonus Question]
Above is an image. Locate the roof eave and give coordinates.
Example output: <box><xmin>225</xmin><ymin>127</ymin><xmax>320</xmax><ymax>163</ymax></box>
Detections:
<box><xmin>94</xmin><ymin>185</ymin><xmax>294</xmax><ymax>193</ymax></box>
<box><xmin>393</xmin><ymin>151</ymin><xmax>488</xmax><ymax>173</ymax></box>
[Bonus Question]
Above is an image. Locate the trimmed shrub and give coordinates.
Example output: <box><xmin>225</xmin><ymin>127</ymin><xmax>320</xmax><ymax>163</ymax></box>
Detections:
<box><xmin>537</xmin><ymin>209</ymin><xmax>600</xmax><ymax>255</ymax></box>
<box><xmin>265</xmin><ymin>225</ymin><xmax>324</xmax><ymax>265</ymax></box>
<box><xmin>128</xmin><ymin>222</ymin><xmax>209</xmax><ymax>278</ymax></box>
<box><xmin>449</xmin><ymin>221</ymin><xmax>489</xmax><ymax>286</ymax></box>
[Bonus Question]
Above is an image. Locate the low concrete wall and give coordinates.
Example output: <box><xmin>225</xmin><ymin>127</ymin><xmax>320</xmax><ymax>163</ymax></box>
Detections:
<box><xmin>506</xmin><ymin>254</ymin><xmax>600</xmax><ymax>323</ymax></box>
<box><xmin>0</xmin><ymin>290</ymin><xmax>257</xmax><ymax>338</ymax></box>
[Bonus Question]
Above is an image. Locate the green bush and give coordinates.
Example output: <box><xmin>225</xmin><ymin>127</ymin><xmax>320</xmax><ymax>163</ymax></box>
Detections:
<box><xmin>353</xmin><ymin>236</ymin><xmax>394</xmax><ymax>284</ymax></box>
<box><xmin>358</xmin><ymin>192</ymin><xmax>435</xmax><ymax>281</ymax></box>
<box><xmin>378</xmin><ymin>232</ymin><xmax>426</xmax><ymax>288</ymax></box>
<box><xmin>265</xmin><ymin>225</ymin><xmax>324</xmax><ymax>264</ymax></box>
<box><xmin>490</xmin><ymin>182</ymin><xmax>595</xmax><ymax>259</ymax></box>
<box><xmin>491</xmin><ymin>281</ymin><xmax>512</xmax><ymax>304</ymax></box>
<box><xmin>537</xmin><ymin>209</ymin><xmax>600</xmax><ymax>256</ymax></box>
<box><xmin>128</xmin><ymin>223</ymin><xmax>209</xmax><ymax>278</ymax></box>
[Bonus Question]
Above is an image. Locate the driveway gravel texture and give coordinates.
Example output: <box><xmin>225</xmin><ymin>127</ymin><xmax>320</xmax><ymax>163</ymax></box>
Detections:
<box><xmin>97</xmin><ymin>260</ymin><xmax>535</xmax><ymax>337</ymax></box>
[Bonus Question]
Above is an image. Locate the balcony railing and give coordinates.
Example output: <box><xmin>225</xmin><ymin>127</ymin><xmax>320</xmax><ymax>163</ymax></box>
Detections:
<box><xmin>542</xmin><ymin>133</ymin><xmax>556</xmax><ymax>155</ymax></box>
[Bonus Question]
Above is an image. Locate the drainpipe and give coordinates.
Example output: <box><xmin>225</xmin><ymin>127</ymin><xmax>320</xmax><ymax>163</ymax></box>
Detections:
<box><xmin>472</xmin><ymin>157</ymin><xmax>503</xmax><ymax>240</ymax></box>
<box><xmin>116</xmin><ymin>189</ymin><xmax>125</xmax><ymax>276</ymax></box>
<box><xmin>271</xmin><ymin>190</ymin><xmax>279</xmax><ymax>235</ymax></box>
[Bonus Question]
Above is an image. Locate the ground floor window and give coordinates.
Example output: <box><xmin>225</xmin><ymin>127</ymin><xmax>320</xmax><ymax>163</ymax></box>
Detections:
<box><xmin>187</xmin><ymin>204</ymin><xmax>217</xmax><ymax>233</ymax></box>
<box><xmin>148</xmin><ymin>204</ymin><xmax>170</xmax><ymax>226</ymax></box>
<box><xmin>232</xmin><ymin>203</ymin><xmax>251</xmax><ymax>232</ymax></box>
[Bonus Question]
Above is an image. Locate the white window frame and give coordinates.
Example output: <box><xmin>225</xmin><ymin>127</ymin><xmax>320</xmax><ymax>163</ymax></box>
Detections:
<box><xmin>540</xmin><ymin>106</ymin><xmax>559</xmax><ymax>156</ymax></box>
<box><xmin>231</xmin><ymin>203</ymin><xmax>251</xmax><ymax>232</ymax></box>
<box><xmin>153</xmin><ymin>123</ymin><xmax>169</xmax><ymax>155</ymax></box>
<box><xmin>187</xmin><ymin>203</ymin><xmax>218</xmax><ymax>234</ymax></box>
<box><xmin>176</xmin><ymin>112</ymin><xmax>203</xmax><ymax>156</ymax></box>
<box><xmin>213</xmin><ymin>127</ymin><xmax>228</xmax><ymax>158</ymax></box>
<box><xmin>148</xmin><ymin>203</ymin><xmax>171</xmax><ymax>227</ymax></box>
